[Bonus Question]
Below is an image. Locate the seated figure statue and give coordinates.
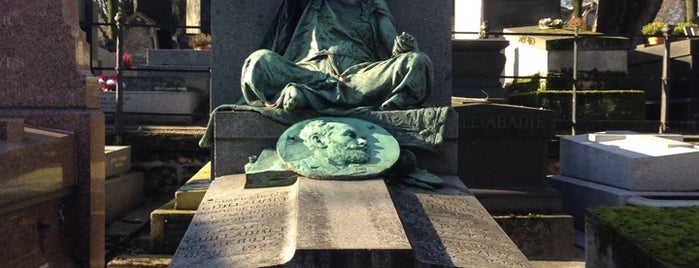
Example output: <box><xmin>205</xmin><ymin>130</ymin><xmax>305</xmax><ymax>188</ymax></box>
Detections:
<box><xmin>240</xmin><ymin>0</ymin><xmax>433</xmax><ymax>113</ymax></box>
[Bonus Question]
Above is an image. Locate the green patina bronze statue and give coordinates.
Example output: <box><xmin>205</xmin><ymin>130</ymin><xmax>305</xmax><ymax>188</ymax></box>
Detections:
<box><xmin>240</xmin><ymin>0</ymin><xmax>433</xmax><ymax>113</ymax></box>
<box><xmin>277</xmin><ymin>117</ymin><xmax>399</xmax><ymax>180</ymax></box>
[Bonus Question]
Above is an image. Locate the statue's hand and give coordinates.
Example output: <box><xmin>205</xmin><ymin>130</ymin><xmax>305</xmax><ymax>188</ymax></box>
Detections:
<box><xmin>392</xmin><ymin>32</ymin><xmax>418</xmax><ymax>56</ymax></box>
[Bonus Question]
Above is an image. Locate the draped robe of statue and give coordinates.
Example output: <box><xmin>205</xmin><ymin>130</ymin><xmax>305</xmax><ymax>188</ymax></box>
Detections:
<box><xmin>240</xmin><ymin>0</ymin><xmax>433</xmax><ymax>113</ymax></box>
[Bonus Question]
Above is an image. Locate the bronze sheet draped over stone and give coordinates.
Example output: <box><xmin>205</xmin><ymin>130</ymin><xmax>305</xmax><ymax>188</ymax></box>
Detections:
<box><xmin>199</xmin><ymin>105</ymin><xmax>449</xmax><ymax>153</ymax></box>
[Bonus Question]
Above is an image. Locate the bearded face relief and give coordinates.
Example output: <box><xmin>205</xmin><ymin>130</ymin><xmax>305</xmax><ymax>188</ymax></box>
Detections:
<box><xmin>310</xmin><ymin>121</ymin><xmax>370</xmax><ymax>166</ymax></box>
<box><xmin>277</xmin><ymin>117</ymin><xmax>399</xmax><ymax>180</ymax></box>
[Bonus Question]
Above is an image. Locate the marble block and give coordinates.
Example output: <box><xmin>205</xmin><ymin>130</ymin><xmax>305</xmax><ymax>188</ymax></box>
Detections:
<box><xmin>551</xmin><ymin>175</ymin><xmax>699</xmax><ymax>229</ymax></box>
<box><xmin>105</xmin><ymin>146</ymin><xmax>131</xmax><ymax>178</ymax></box>
<box><xmin>560</xmin><ymin>132</ymin><xmax>699</xmax><ymax>191</ymax></box>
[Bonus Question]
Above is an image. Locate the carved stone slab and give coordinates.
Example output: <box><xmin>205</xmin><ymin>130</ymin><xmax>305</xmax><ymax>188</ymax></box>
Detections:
<box><xmin>390</xmin><ymin>176</ymin><xmax>531</xmax><ymax>267</ymax></box>
<box><xmin>170</xmin><ymin>174</ymin><xmax>298</xmax><ymax>267</ymax></box>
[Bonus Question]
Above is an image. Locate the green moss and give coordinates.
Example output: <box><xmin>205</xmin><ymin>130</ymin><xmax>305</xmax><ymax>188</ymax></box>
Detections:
<box><xmin>593</xmin><ymin>206</ymin><xmax>699</xmax><ymax>267</ymax></box>
<box><xmin>545</xmin><ymin>69</ymin><xmax>629</xmax><ymax>90</ymax></box>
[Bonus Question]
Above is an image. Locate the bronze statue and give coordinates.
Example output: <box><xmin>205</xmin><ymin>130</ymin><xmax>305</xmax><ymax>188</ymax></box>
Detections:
<box><xmin>240</xmin><ymin>0</ymin><xmax>433</xmax><ymax>114</ymax></box>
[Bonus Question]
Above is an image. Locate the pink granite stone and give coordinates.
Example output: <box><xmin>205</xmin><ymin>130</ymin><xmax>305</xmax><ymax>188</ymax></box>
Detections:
<box><xmin>0</xmin><ymin>108</ymin><xmax>105</xmax><ymax>267</ymax></box>
<box><xmin>0</xmin><ymin>0</ymin><xmax>97</xmax><ymax>109</ymax></box>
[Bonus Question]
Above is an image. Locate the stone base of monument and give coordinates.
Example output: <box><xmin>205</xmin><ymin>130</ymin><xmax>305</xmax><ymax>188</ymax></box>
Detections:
<box><xmin>551</xmin><ymin>175</ymin><xmax>699</xmax><ymax>229</ymax></box>
<box><xmin>470</xmin><ymin>187</ymin><xmax>563</xmax><ymax>214</ymax></box>
<box><xmin>211</xmin><ymin>110</ymin><xmax>458</xmax><ymax>178</ymax></box>
<box><xmin>554</xmin><ymin>132</ymin><xmax>699</xmax><ymax>229</ymax></box>
<box><xmin>169</xmin><ymin>174</ymin><xmax>530</xmax><ymax>267</ymax></box>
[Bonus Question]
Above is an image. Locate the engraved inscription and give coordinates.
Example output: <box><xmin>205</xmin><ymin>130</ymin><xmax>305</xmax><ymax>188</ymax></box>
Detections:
<box><xmin>419</xmin><ymin>195</ymin><xmax>530</xmax><ymax>267</ymax></box>
<box><xmin>171</xmin><ymin>180</ymin><xmax>298</xmax><ymax>268</ymax></box>
<box><xmin>461</xmin><ymin>114</ymin><xmax>547</xmax><ymax>129</ymax></box>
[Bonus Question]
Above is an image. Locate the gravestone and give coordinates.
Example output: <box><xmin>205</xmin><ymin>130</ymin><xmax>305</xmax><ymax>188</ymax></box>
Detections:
<box><xmin>0</xmin><ymin>0</ymin><xmax>105</xmax><ymax>266</ymax></box>
<box><xmin>172</xmin><ymin>174</ymin><xmax>530</xmax><ymax>267</ymax></box>
<box><xmin>560</xmin><ymin>132</ymin><xmax>699</xmax><ymax>191</ymax></box>
<box><xmin>453</xmin><ymin>102</ymin><xmax>554</xmax><ymax>189</ymax></box>
<box><xmin>123</xmin><ymin>12</ymin><xmax>159</xmax><ymax>66</ymax></box>
<box><xmin>452</xmin><ymin>101</ymin><xmax>562</xmax><ymax>214</ymax></box>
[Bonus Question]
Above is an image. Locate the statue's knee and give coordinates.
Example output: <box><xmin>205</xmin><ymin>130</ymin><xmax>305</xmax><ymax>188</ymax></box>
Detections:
<box><xmin>246</xmin><ymin>49</ymin><xmax>278</xmax><ymax>63</ymax></box>
<box><xmin>398</xmin><ymin>51</ymin><xmax>431</xmax><ymax>67</ymax></box>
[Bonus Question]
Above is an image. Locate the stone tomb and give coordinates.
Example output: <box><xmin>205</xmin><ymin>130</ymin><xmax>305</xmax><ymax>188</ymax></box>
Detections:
<box><xmin>560</xmin><ymin>132</ymin><xmax>699</xmax><ymax>191</ymax></box>
<box><xmin>0</xmin><ymin>120</ymin><xmax>78</xmax><ymax>266</ymax></box>
<box><xmin>503</xmin><ymin>26</ymin><xmax>629</xmax><ymax>86</ymax></box>
<box><xmin>171</xmin><ymin>175</ymin><xmax>530</xmax><ymax>267</ymax></box>
<box><xmin>553</xmin><ymin>131</ymin><xmax>699</xmax><ymax>228</ymax></box>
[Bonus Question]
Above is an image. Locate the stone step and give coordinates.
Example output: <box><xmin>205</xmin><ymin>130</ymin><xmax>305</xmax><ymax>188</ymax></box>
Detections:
<box><xmin>106</xmin><ymin>172</ymin><xmax>144</xmax><ymax>224</ymax></box>
<box><xmin>150</xmin><ymin>200</ymin><xmax>196</xmax><ymax>254</ymax></box>
<box><xmin>107</xmin><ymin>255</ymin><xmax>171</xmax><ymax>268</ymax></box>
<box><xmin>174</xmin><ymin>162</ymin><xmax>211</xmax><ymax>210</ymax></box>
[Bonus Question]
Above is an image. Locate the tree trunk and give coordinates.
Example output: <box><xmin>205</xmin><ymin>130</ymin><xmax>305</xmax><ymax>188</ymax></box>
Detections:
<box><xmin>107</xmin><ymin>0</ymin><xmax>118</xmax><ymax>45</ymax></box>
<box><xmin>572</xmin><ymin>0</ymin><xmax>583</xmax><ymax>17</ymax></box>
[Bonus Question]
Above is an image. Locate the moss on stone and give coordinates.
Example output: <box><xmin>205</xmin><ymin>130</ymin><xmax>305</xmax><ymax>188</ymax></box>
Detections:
<box><xmin>593</xmin><ymin>206</ymin><xmax>699</xmax><ymax>267</ymax></box>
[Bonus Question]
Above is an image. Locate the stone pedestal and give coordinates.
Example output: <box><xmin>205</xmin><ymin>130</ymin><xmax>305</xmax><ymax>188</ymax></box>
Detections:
<box><xmin>212</xmin><ymin>110</ymin><xmax>458</xmax><ymax>179</ymax></box>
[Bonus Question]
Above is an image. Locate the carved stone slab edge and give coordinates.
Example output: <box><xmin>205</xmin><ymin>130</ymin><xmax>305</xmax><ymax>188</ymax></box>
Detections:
<box><xmin>170</xmin><ymin>174</ymin><xmax>298</xmax><ymax>268</ymax></box>
<box><xmin>389</xmin><ymin>176</ymin><xmax>531</xmax><ymax>267</ymax></box>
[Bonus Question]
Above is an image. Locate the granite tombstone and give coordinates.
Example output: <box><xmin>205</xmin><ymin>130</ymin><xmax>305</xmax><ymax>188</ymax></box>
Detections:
<box><xmin>0</xmin><ymin>1</ymin><xmax>105</xmax><ymax>267</ymax></box>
